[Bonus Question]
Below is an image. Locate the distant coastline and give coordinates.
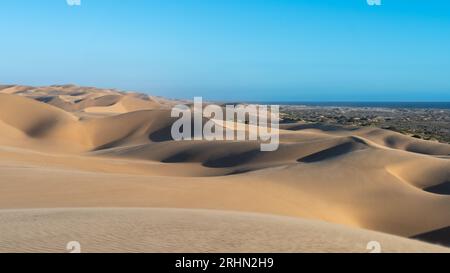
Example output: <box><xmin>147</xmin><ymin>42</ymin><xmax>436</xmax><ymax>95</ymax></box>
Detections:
<box><xmin>250</xmin><ymin>102</ymin><xmax>450</xmax><ymax>110</ymax></box>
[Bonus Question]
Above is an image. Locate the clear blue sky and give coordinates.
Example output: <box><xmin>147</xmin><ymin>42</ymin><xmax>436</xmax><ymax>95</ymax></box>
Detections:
<box><xmin>1</xmin><ymin>0</ymin><xmax>449</xmax><ymax>101</ymax></box>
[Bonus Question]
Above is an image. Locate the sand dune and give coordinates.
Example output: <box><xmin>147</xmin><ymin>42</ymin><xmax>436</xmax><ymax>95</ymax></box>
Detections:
<box><xmin>0</xmin><ymin>208</ymin><xmax>447</xmax><ymax>253</ymax></box>
<box><xmin>0</xmin><ymin>94</ymin><xmax>78</xmax><ymax>134</ymax></box>
<box><xmin>0</xmin><ymin>85</ymin><xmax>449</xmax><ymax>252</ymax></box>
<box><xmin>0</xmin><ymin>93</ymin><xmax>175</xmax><ymax>152</ymax></box>
<box><xmin>356</xmin><ymin>127</ymin><xmax>450</xmax><ymax>155</ymax></box>
<box><xmin>0</xmin><ymin>84</ymin><xmax>172</xmax><ymax>115</ymax></box>
<box><xmin>84</xmin><ymin>94</ymin><xmax>163</xmax><ymax>114</ymax></box>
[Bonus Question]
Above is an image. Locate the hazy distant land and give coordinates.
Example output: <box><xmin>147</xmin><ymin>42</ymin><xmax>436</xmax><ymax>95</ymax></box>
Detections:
<box><xmin>280</xmin><ymin>104</ymin><xmax>450</xmax><ymax>144</ymax></box>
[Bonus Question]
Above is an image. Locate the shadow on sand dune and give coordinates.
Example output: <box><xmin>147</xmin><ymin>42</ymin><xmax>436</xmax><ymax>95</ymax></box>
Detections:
<box><xmin>203</xmin><ymin>150</ymin><xmax>261</xmax><ymax>168</ymax></box>
<box><xmin>297</xmin><ymin>137</ymin><xmax>368</xmax><ymax>163</ymax></box>
<box><xmin>412</xmin><ymin>226</ymin><xmax>450</xmax><ymax>247</ymax></box>
<box><xmin>148</xmin><ymin>117</ymin><xmax>208</xmax><ymax>142</ymax></box>
<box><xmin>160</xmin><ymin>148</ymin><xmax>261</xmax><ymax>168</ymax></box>
<box><xmin>424</xmin><ymin>181</ymin><xmax>450</xmax><ymax>195</ymax></box>
<box><xmin>148</xmin><ymin>125</ymin><xmax>174</xmax><ymax>142</ymax></box>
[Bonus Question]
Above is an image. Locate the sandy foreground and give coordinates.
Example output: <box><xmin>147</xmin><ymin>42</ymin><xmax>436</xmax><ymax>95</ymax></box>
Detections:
<box><xmin>1</xmin><ymin>208</ymin><xmax>448</xmax><ymax>253</ymax></box>
<box><xmin>0</xmin><ymin>85</ymin><xmax>449</xmax><ymax>253</ymax></box>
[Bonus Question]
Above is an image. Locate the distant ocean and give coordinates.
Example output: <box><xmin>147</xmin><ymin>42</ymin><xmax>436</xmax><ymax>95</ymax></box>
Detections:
<box><xmin>260</xmin><ymin>102</ymin><xmax>450</xmax><ymax>109</ymax></box>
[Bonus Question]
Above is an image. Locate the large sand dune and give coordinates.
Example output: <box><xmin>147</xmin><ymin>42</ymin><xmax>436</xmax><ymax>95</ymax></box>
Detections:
<box><xmin>0</xmin><ymin>85</ymin><xmax>449</xmax><ymax>252</ymax></box>
<box><xmin>0</xmin><ymin>208</ymin><xmax>447</xmax><ymax>253</ymax></box>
